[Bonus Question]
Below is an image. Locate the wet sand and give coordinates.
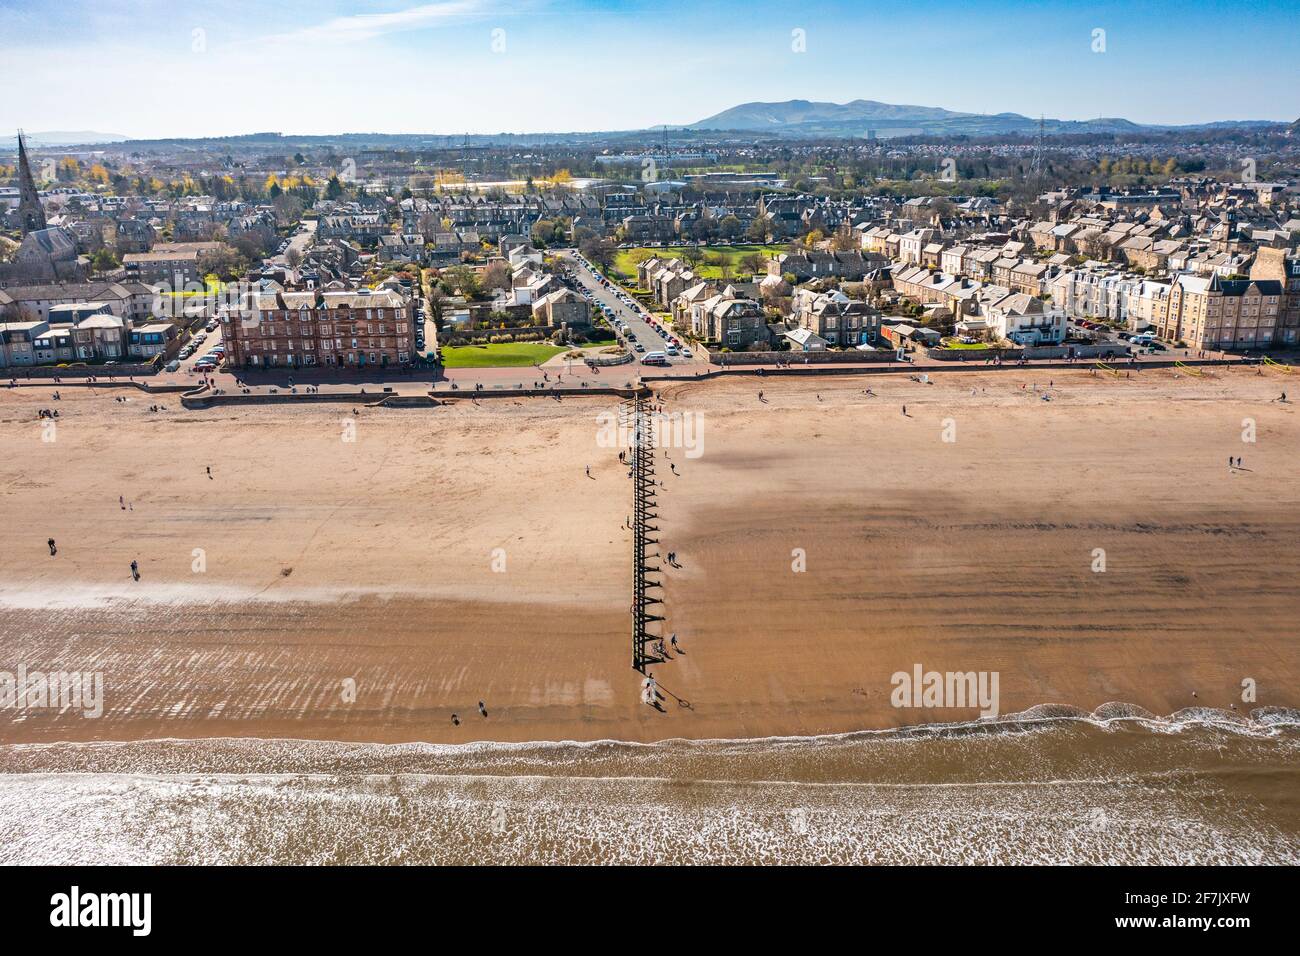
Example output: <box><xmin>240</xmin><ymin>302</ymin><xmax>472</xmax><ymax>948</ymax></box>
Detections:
<box><xmin>1</xmin><ymin>366</ymin><xmax>1297</xmax><ymax>745</ymax></box>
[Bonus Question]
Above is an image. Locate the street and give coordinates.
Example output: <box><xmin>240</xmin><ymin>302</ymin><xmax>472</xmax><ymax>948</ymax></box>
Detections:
<box><xmin>557</xmin><ymin>250</ymin><xmax>699</xmax><ymax>368</ymax></box>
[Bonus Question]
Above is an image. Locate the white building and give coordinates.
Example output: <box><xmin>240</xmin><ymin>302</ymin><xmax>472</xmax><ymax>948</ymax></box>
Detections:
<box><xmin>982</xmin><ymin>292</ymin><xmax>1067</xmax><ymax>345</ymax></box>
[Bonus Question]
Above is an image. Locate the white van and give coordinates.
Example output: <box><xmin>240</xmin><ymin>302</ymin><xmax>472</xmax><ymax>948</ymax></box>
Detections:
<box><xmin>641</xmin><ymin>351</ymin><xmax>669</xmax><ymax>366</ymax></box>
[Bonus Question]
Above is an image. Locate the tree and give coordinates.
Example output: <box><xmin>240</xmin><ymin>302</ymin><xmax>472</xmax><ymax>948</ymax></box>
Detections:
<box><xmin>232</xmin><ymin>234</ymin><xmax>267</xmax><ymax>262</ymax></box>
<box><xmin>746</xmin><ymin>217</ymin><xmax>773</xmax><ymax>244</ymax></box>
<box><xmin>198</xmin><ymin>246</ymin><xmax>249</xmax><ymax>282</ymax></box>
<box><xmin>91</xmin><ymin>247</ymin><xmax>119</xmax><ymax>274</ymax></box>
<box><xmin>273</xmin><ymin>193</ymin><xmax>304</xmax><ymax>228</ymax></box>
<box><xmin>483</xmin><ymin>261</ymin><xmax>510</xmax><ymax>291</ymax></box>
<box><xmin>286</xmin><ymin>247</ymin><xmax>303</xmax><ymax>269</ymax></box>
<box><xmin>325</xmin><ymin>175</ymin><xmax>345</xmax><ymax>200</ymax></box>
<box><xmin>427</xmin><ymin>285</ymin><xmax>450</xmax><ymax>329</ymax></box>
<box><xmin>531</xmin><ymin>218</ymin><xmax>556</xmax><ymax>247</ymax></box>
<box><xmin>579</xmin><ymin>236</ymin><xmax>615</xmax><ymax>271</ymax></box>
<box><xmin>443</xmin><ymin>265</ymin><xmax>482</xmax><ymax>298</ymax></box>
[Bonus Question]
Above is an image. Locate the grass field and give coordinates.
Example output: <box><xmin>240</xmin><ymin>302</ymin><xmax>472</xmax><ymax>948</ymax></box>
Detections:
<box><xmin>611</xmin><ymin>245</ymin><xmax>785</xmax><ymax>281</ymax></box>
<box><xmin>440</xmin><ymin>343</ymin><xmax>567</xmax><ymax>368</ymax></box>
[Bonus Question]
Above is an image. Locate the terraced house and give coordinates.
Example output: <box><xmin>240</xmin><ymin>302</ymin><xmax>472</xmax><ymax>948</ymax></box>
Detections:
<box><xmin>221</xmin><ymin>289</ymin><xmax>416</xmax><ymax>369</ymax></box>
<box><xmin>1151</xmin><ymin>274</ymin><xmax>1283</xmax><ymax>350</ymax></box>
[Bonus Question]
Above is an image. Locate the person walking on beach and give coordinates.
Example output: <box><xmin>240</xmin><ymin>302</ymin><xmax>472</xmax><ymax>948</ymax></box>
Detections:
<box><xmin>642</xmin><ymin>673</ymin><xmax>659</xmax><ymax>706</ymax></box>
<box><xmin>119</xmin><ymin>495</ymin><xmax>125</xmax><ymax>510</ymax></box>
<box><xmin>478</xmin><ymin>700</ymin><xmax>487</xmax><ymax>718</ymax></box>
<box><xmin>670</xmin><ymin>633</ymin><xmax>679</xmax><ymax>652</ymax></box>
<box><xmin>670</xmin><ymin>462</ymin><xmax>678</xmax><ymax>475</ymax></box>
<box><xmin>586</xmin><ymin>465</ymin><xmax>592</xmax><ymax>478</ymax></box>
<box><xmin>206</xmin><ymin>465</ymin><xmax>212</xmax><ymax>478</ymax></box>
<box><xmin>47</xmin><ymin>537</ymin><xmax>56</xmax><ymax>556</ymax></box>
<box><xmin>130</xmin><ymin>560</ymin><xmax>140</xmax><ymax>581</ymax></box>
<box><xmin>902</xmin><ymin>404</ymin><xmax>907</xmax><ymax>416</ymax></box>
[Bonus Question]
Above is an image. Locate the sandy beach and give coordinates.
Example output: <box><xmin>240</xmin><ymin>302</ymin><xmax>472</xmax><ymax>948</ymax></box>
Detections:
<box><xmin>1</xmin><ymin>365</ymin><xmax>1297</xmax><ymax>745</ymax></box>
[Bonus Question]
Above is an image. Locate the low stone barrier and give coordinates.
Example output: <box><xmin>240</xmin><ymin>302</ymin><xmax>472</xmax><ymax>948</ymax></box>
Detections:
<box><xmin>926</xmin><ymin>344</ymin><xmax>1132</xmax><ymax>362</ymax></box>
<box><xmin>708</xmin><ymin>350</ymin><xmax>902</xmax><ymax>366</ymax></box>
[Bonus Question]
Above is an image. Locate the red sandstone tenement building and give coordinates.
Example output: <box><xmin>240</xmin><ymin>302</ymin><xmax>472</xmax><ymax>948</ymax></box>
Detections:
<box><xmin>220</xmin><ymin>290</ymin><xmax>417</xmax><ymax>369</ymax></box>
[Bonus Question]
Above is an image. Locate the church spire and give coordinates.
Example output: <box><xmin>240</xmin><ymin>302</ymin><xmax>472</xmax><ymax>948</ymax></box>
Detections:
<box><xmin>16</xmin><ymin>130</ymin><xmax>48</xmax><ymax>236</ymax></box>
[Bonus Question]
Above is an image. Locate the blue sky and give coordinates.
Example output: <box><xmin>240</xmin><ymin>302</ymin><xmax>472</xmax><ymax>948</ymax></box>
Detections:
<box><xmin>1</xmin><ymin>0</ymin><xmax>1297</xmax><ymax>138</ymax></box>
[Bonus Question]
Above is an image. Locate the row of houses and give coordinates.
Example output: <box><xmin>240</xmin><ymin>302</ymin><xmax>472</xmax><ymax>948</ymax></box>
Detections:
<box><xmin>0</xmin><ymin>307</ymin><xmax>178</xmax><ymax>367</ymax></box>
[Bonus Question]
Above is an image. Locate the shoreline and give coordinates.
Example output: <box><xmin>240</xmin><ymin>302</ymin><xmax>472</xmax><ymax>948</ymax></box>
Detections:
<box><xmin>5</xmin><ymin>702</ymin><xmax>1300</xmax><ymax>756</ymax></box>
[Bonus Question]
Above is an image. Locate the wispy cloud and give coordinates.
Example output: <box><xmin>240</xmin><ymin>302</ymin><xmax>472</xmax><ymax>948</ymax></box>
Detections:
<box><xmin>267</xmin><ymin>0</ymin><xmax>501</xmax><ymax>45</ymax></box>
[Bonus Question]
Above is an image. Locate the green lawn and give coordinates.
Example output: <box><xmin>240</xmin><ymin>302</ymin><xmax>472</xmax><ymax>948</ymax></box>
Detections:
<box><xmin>440</xmin><ymin>343</ymin><xmax>567</xmax><ymax>368</ymax></box>
<box><xmin>941</xmin><ymin>340</ymin><xmax>992</xmax><ymax>350</ymax></box>
<box><xmin>611</xmin><ymin>245</ymin><xmax>786</xmax><ymax>281</ymax></box>
<box><xmin>162</xmin><ymin>274</ymin><xmax>226</xmax><ymax>297</ymax></box>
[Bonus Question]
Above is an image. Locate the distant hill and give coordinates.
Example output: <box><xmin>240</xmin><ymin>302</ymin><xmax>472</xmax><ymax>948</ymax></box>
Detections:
<box><xmin>687</xmin><ymin>99</ymin><xmax>1284</xmax><ymax>138</ymax></box>
<box><xmin>1</xmin><ymin>131</ymin><xmax>127</xmax><ymax>149</ymax></box>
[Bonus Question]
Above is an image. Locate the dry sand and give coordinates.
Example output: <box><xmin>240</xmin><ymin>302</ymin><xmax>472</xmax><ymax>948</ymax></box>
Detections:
<box><xmin>1</xmin><ymin>365</ymin><xmax>1296</xmax><ymax>744</ymax></box>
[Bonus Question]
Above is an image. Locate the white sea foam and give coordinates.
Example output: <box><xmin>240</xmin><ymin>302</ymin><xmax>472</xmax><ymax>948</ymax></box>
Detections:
<box><xmin>2</xmin><ymin>708</ymin><xmax>1295</xmax><ymax>864</ymax></box>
